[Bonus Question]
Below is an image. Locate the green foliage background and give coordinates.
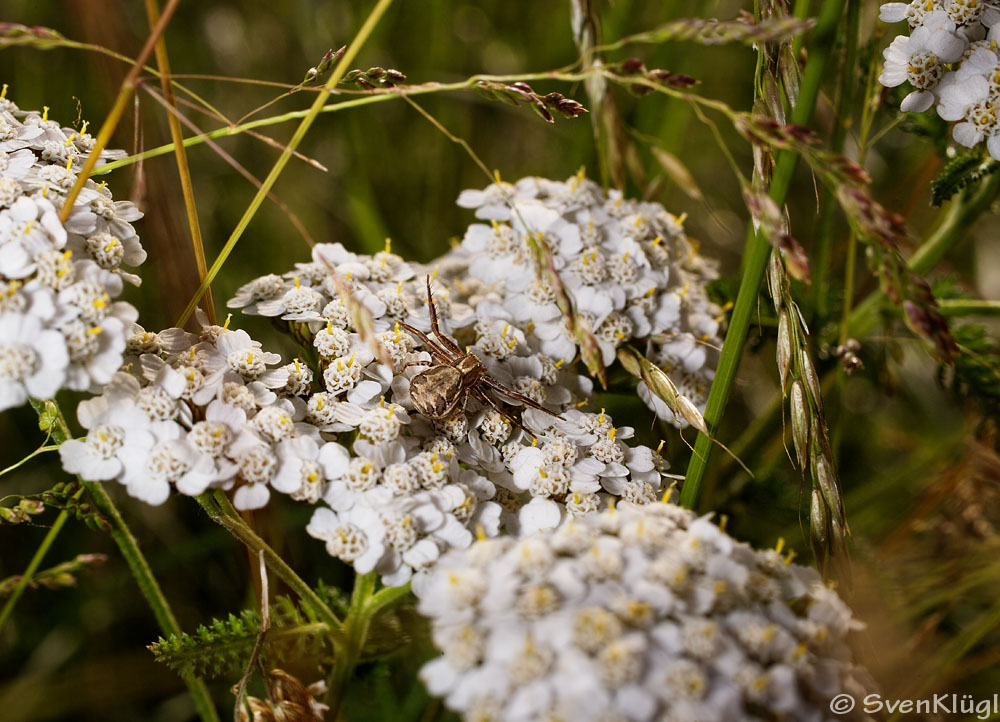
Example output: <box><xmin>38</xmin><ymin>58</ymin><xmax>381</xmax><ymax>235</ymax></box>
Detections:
<box><xmin>1</xmin><ymin>0</ymin><xmax>999</xmax><ymax>719</ymax></box>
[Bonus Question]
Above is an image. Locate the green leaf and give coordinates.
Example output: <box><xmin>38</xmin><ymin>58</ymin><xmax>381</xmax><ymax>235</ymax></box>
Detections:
<box><xmin>148</xmin><ymin>596</ymin><xmax>331</xmax><ymax>680</ymax></box>
<box><xmin>931</xmin><ymin>151</ymin><xmax>1000</xmax><ymax>207</ymax></box>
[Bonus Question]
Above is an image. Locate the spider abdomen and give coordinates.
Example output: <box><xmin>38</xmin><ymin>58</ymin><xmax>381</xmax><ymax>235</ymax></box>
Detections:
<box><xmin>410</xmin><ymin>365</ymin><xmax>466</xmax><ymax>419</ymax></box>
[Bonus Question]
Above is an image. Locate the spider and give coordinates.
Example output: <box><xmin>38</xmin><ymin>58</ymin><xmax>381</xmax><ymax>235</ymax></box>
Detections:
<box><xmin>400</xmin><ymin>277</ymin><xmax>563</xmax><ymax>428</ymax></box>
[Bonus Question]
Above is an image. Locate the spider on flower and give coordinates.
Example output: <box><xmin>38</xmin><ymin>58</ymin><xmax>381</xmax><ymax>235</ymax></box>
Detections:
<box><xmin>401</xmin><ymin>277</ymin><xmax>563</xmax><ymax>429</ymax></box>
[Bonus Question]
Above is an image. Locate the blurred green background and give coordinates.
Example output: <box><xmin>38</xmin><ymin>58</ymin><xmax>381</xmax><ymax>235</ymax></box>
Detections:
<box><xmin>2</xmin><ymin>0</ymin><xmax>999</xmax><ymax>719</ymax></box>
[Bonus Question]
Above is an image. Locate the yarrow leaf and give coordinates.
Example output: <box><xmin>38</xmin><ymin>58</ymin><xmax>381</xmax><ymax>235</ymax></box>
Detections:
<box><xmin>930</xmin><ymin>151</ymin><xmax>1000</xmax><ymax>207</ymax></box>
<box><xmin>148</xmin><ymin>597</ymin><xmax>331</xmax><ymax>680</ymax></box>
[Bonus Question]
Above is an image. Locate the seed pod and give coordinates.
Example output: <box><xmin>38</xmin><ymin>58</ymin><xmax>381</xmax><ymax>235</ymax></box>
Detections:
<box><xmin>675</xmin><ymin>393</ymin><xmax>710</xmax><ymax>437</ymax></box>
<box><xmin>789</xmin><ymin>380</ymin><xmax>809</xmax><ymax>469</ymax></box>
<box><xmin>810</xmin><ymin>487</ymin><xmax>829</xmax><ymax>553</ymax></box>
<box><xmin>767</xmin><ymin>251</ymin><xmax>784</xmax><ymax>309</ymax></box>
<box><xmin>616</xmin><ymin>346</ymin><xmax>709</xmax><ymax>435</ymax></box>
<box><xmin>777</xmin><ymin>43</ymin><xmax>801</xmax><ymax>109</ymax></box>
<box><xmin>616</xmin><ymin>346</ymin><xmax>642</xmax><ymax>379</ymax></box>
<box><xmin>812</xmin><ymin>444</ymin><xmax>843</xmax><ymax>523</ymax></box>
<box><xmin>776</xmin><ymin>309</ymin><xmax>792</xmax><ymax>392</ymax></box>
<box><xmin>762</xmin><ymin>72</ymin><xmax>786</xmax><ymax>126</ymax></box>
<box><xmin>527</xmin><ymin>231</ymin><xmax>606</xmax><ymax>387</ymax></box>
<box><xmin>800</xmin><ymin>351</ymin><xmax>823</xmax><ymax>415</ymax></box>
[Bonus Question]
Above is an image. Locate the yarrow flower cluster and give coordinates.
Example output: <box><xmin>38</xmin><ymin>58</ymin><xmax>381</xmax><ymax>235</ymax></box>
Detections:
<box><xmin>879</xmin><ymin>0</ymin><xmax>1000</xmax><ymax>158</ymax></box>
<box><xmin>452</xmin><ymin>172</ymin><xmax>723</xmax><ymax>426</ymax></box>
<box><xmin>0</xmin><ymin>90</ymin><xmax>144</xmax><ymax>410</ymax></box>
<box><xmin>415</xmin><ymin>501</ymin><xmax>871</xmax><ymax>722</ymax></box>
<box><xmin>222</xmin><ymin>235</ymin><xmax>677</xmax><ymax>585</ymax></box>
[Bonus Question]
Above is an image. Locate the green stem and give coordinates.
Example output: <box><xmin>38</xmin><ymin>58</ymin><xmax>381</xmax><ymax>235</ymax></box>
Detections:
<box><xmin>838</xmin><ymin>230</ymin><xmax>860</xmax><ymax>346</ymax></box>
<box><xmin>811</xmin><ymin>0</ymin><xmax>859</xmax><ymax>319</ymax></box>
<box><xmin>937</xmin><ymin>299</ymin><xmax>1000</xmax><ymax>317</ymax></box>
<box><xmin>96</xmin><ymin>72</ymin><xmax>566</xmax><ymax>174</ymax></box>
<box><xmin>791</xmin><ymin>0</ymin><xmax>813</xmax><ymax>55</ymax></box>
<box><xmin>175</xmin><ymin>0</ymin><xmax>395</xmax><ymax>327</ymax></box>
<box><xmin>97</xmin><ymin>64</ymin><xmax>724</xmax><ymax>177</ymax></box>
<box><xmin>87</xmin><ymin>481</ymin><xmax>220</xmax><ymax>721</ymax></box>
<box><xmin>326</xmin><ymin>572</ymin><xmax>377</xmax><ymax>717</ymax></box>
<box><xmin>847</xmin><ymin>172</ymin><xmax>1000</xmax><ymax>339</ymax></box>
<box><xmin>858</xmin><ymin>298</ymin><xmax>1000</xmax><ymax>319</ymax></box>
<box><xmin>28</xmin><ymin>399</ymin><xmax>220</xmax><ymax>722</ymax></box>
<box><xmin>195</xmin><ymin>491</ymin><xmax>345</xmax><ymax>644</ymax></box>
<box><xmin>681</xmin><ymin>0</ymin><xmax>846</xmax><ymax>508</ymax></box>
<box><xmin>0</xmin><ymin>443</ymin><xmax>58</xmax><ymax>477</ymax></box>
<box><xmin>367</xmin><ymin>580</ymin><xmax>412</xmax><ymax>618</ymax></box>
<box><xmin>0</xmin><ymin>487</ymin><xmax>84</xmax><ymax>633</ymax></box>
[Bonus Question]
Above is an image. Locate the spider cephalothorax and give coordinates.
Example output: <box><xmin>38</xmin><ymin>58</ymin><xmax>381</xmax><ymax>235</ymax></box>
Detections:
<box><xmin>401</xmin><ymin>277</ymin><xmax>562</xmax><ymax>426</ymax></box>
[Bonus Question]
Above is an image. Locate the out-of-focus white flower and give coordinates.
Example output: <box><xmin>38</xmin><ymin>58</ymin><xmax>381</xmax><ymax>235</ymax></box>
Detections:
<box><xmin>415</xmin><ymin>501</ymin><xmax>871</xmax><ymax>722</ymax></box>
<box><xmin>936</xmin><ymin>45</ymin><xmax>1000</xmax><ymax>157</ymax></box>
<box><xmin>879</xmin><ymin>0</ymin><xmax>1000</xmax><ymax>158</ymax></box>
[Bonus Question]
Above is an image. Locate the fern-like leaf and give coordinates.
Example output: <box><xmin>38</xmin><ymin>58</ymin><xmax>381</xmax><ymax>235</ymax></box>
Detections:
<box><xmin>931</xmin><ymin>151</ymin><xmax>1000</xmax><ymax>206</ymax></box>
<box><xmin>148</xmin><ymin>596</ymin><xmax>331</xmax><ymax>680</ymax></box>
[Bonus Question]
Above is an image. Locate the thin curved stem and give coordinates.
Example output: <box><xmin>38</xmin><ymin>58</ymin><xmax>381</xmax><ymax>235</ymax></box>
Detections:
<box><xmin>0</xmin><ymin>487</ymin><xmax>84</xmax><ymax>633</ymax></box>
<box><xmin>0</xmin><ymin>444</ymin><xmax>58</xmax><ymax>478</ymax></box>
<box><xmin>175</xmin><ymin>0</ymin><xmax>396</xmax><ymax>328</ymax></box>
<box><xmin>144</xmin><ymin>0</ymin><xmax>215</xmax><ymax>323</ymax></box>
<box><xmin>812</xmin><ymin>0</ymin><xmax>859</xmax><ymax>319</ymax></box>
<box><xmin>847</xmin><ymin>171</ymin><xmax>1000</xmax><ymax>339</ymax></box>
<box><xmin>367</xmin><ymin>580</ymin><xmax>413</xmax><ymax>618</ymax></box>
<box><xmin>56</xmin><ymin>0</ymin><xmax>183</xmax><ymax>223</ymax></box>
<box><xmin>195</xmin><ymin>491</ymin><xmax>345</xmax><ymax>644</ymax></box>
<box><xmin>97</xmin><ymin>63</ymin><xmax>738</xmax><ymax>176</ymax></box>
<box><xmin>28</xmin><ymin>399</ymin><xmax>220</xmax><ymax>721</ymax></box>
<box><xmin>937</xmin><ymin>299</ymin><xmax>1000</xmax><ymax>317</ymax></box>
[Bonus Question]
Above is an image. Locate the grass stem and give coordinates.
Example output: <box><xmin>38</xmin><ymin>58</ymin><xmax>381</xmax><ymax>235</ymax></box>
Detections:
<box><xmin>681</xmin><ymin>0</ymin><xmax>847</xmax><ymax>508</ymax></box>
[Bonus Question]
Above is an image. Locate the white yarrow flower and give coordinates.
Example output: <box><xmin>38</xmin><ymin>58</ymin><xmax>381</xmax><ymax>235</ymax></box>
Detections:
<box><xmin>416</xmin><ymin>502</ymin><xmax>870</xmax><ymax>722</ymax></box>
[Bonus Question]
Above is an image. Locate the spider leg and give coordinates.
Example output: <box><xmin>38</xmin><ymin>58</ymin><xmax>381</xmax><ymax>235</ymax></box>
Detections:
<box><xmin>424</xmin><ymin>275</ymin><xmax>466</xmax><ymax>357</ymax></box>
<box><xmin>425</xmin><ymin>275</ymin><xmax>440</xmax><ymax>336</ymax></box>
<box><xmin>399</xmin><ymin>361</ymin><xmax>432</xmax><ymax>374</ymax></box>
<box><xmin>480</xmin><ymin>375</ymin><xmax>564</xmax><ymax>419</ymax></box>
<box><xmin>435</xmin><ymin>329</ymin><xmax>466</xmax><ymax>358</ymax></box>
<box><xmin>470</xmin><ymin>388</ymin><xmax>533</xmax><ymax>438</ymax></box>
<box><xmin>400</xmin><ymin>321</ymin><xmax>454</xmax><ymax>364</ymax></box>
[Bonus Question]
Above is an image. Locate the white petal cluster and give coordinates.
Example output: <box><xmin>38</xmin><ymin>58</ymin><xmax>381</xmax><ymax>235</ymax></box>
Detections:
<box><xmin>0</xmin><ymin>93</ymin><xmax>144</xmax><ymax>409</ymax></box>
<box><xmin>59</xmin><ymin>321</ymin><xmax>292</xmax><ymax>507</ymax></box>
<box><xmin>453</xmin><ymin>173</ymin><xmax>723</xmax><ymax>426</ymax></box>
<box><xmin>415</xmin><ymin>501</ymin><xmax>871</xmax><ymax>722</ymax></box>
<box><xmin>879</xmin><ymin>1</ymin><xmax>1000</xmax><ymax>158</ymax></box>
<box><xmin>226</xmin><ymin>239</ymin><xmax>678</xmax><ymax>585</ymax></box>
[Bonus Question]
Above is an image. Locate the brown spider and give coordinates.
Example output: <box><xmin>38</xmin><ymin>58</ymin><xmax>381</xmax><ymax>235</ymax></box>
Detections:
<box><xmin>400</xmin><ymin>277</ymin><xmax>563</xmax><ymax>427</ymax></box>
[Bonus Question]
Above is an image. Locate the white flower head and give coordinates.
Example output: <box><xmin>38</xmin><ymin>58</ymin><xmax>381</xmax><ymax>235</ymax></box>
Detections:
<box><xmin>415</xmin><ymin>502</ymin><xmax>870</xmax><ymax>722</ymax></box>
<box><xmin>0</xmin><ymin>311</ymin><xmax>68</xmax><ymax>409</ymax></box>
